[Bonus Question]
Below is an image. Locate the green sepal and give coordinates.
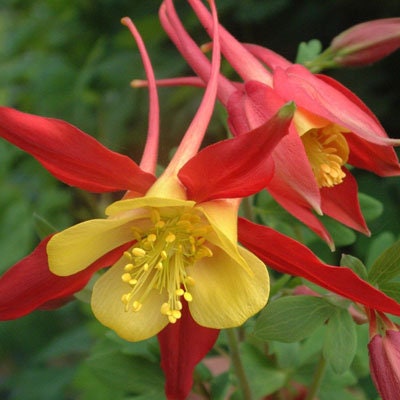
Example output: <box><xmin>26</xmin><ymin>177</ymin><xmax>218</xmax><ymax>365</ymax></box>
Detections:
<box><xmin>295</xmin><ymin>39</ymin><xmax>322</xmax><ymax>65</ymax></box>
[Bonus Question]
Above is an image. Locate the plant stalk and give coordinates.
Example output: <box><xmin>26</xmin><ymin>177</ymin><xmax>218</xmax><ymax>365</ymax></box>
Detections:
<box><xmin>226</xmin><ymin>328</ymin><xmax>253</xmax><ymax>400</ymax></box>
<box><xmin>305</xmin><ymin>354</ymin><xmax>327</xmax><ymax>400</ymax></box>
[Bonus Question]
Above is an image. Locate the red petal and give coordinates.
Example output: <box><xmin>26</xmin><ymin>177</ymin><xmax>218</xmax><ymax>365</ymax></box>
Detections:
<box><xmin>273</xmin><ymin>65</ymin><xmax>400</xmax><ymax>147</ymax></box>
<box><xmin>0</xmin><ymin>107</ymin><xmax>156</xmax><ymax>193</ymax></box>
<box><xmin>321</xmin><ymin>171</ymin><xmax>369</xmax><ymax>235</ymax></box>
<box><xmin>267</xmin><ymin>180</ymin><xmax>334</xmax><ymax>246</ymax></box>
<box><xmin>179</xmin><ymin>103</ymin><xmax>294</xmax><ymax>202</ymax></box>
<box><xmin>227</xmin><ymin>81</ymin><xmax>285</xmax><ymax>134</ymax></box>
<box><xmin>158</xmin><ymin>306</ymin><xmax>219</xmax><ymax>400</ymax></box>
<box><xmin>316</xmin><ymin>75</ymin><xmax>400</xmax><ymax>176</ymax></box>
<box><xmin>238</xmin><ymin>218</ymin><xmax>400</xmax><ymax>316</ymax></box>
<box><xmin>346</xmin><ymin>134</ymin><xmax>400</xmax><ymax>176</ymax></box>
<box><xmin>0</xmin><ymin>236</ymin><xmax>131</xmax><ymax>319</ymax></box>
<box><xmin>229</xmin><ymin>81</ymin><xmax>323</xmax><ymax>210</ymax></box>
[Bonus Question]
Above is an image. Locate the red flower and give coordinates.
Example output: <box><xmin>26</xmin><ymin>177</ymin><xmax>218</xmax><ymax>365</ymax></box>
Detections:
<box><xmin>159</xmin><ymin>0</ymin><xmax>400</xmax><ymax>247</ymax></box>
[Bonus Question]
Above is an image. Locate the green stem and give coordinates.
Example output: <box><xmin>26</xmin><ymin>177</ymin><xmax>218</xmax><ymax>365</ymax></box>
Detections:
<box><xmin>305</xmin><ymin>355</ymin><xmax>327</xmax><ymax>400</ymax></box>
<box><xmin>241</xmin><ymin>195</ymin><xmax>255</xmax><ymax>222</ymax></box>
<box><xmin>226</xmin><ymin>328</ymin><xmax>253</xmax><ymax>400</ymax></box>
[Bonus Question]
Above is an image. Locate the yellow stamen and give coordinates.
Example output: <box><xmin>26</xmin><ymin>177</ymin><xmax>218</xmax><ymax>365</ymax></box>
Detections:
<box><xmin>165</xmin><ymin>232</ymin><xmax>176</xmax><ymax>243</ymax></box>
<box><xmin>124</xmin><ymin>263</ymin><xmax>134</xmax><ymax>272</ymax></box>
<box><xmin>119</xmin><ymin>207</ymin><xmax>211</xmax><ymax>324</ymax></box>
<box><xmin>147</xmin><ymin>233</ymin><xmax>157</xmax><ymax>243</ymax></box>
<box><xmin>184</xmin><ymin>292</ymin><xmax>193</xmax><ymax>302</ymax></box>
<box><xmin>121</xmin><ymin>273</ymin><xmax>132</xmax><ymax>282</ymax></box>
<box><xmin>301</xmin><ymin>124</ymin><xmax>349</xmax><ymax>188</ymax></box>
<box><xmin>132</xmin><ymin>248</ymin><xmax>146</xmax><ymax>257</ymax></box>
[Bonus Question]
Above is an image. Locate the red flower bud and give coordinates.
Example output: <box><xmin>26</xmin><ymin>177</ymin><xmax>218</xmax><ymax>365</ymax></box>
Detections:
<box><xmin>368</xmin><ymin>329</ymin><xmax>400</xmax><ymax>399</ymax></box>
<box><xmin>330</xmin><ymin>18</ymin><xmax>400</xmax><ymax>66</ymax></box>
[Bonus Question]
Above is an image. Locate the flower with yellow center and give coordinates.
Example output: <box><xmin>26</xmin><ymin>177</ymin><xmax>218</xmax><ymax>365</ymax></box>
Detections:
<box><xmin>44</xmin><ymin>99</ymin><xmax>294</xmax><ymax>342</ymax></box>
<box><xmin>162</xmin><ymin>0</ymin><xmax>400</xmax><ymax>247</ymax></box>
<box><xmin>47</xmin><ymin>189</ymin><xmax>269</xmax><ymax>341</ymax></box>
<box><xmin>294</xmin><ymin>108</ymin><xmax>350</xmax><ymax>188</ymax></box>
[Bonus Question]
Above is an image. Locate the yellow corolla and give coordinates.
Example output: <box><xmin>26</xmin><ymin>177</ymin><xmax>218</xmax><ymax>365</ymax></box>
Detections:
<box><xmin>47</xmin><ymin>186</ymin><xmax>269</xmax><ymax>341</ymax></box>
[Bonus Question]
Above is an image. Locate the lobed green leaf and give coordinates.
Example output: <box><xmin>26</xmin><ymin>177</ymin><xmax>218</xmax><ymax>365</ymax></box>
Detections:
<box><xmin>368</xmin><ymin>238</ymin><xmax>400</xmax><ymax>285</ymax></box>
<box><xmin>253</xmin><ymin>295</ymin><xmax>336</xmax><ymax>343</ymax></box>
<box><xmin>323</xmin><ymin>309</ymin><xmax>357</xmax><ymax>374</ymax></box>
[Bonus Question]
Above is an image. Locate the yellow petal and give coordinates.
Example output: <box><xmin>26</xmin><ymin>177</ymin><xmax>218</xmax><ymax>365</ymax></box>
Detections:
<box><xmin>145</xmin><ymin>173</ymin><xmax>187</xmax><ymax>200</ymax></box>
<box><xmin>197</xmin><ymin>199</ymin><xmax>250</xmax><ymax>273</ymax></box>
<box><xmin>187</xmin><ymin>246</ymin><xmax>269</xmax><ymax>328</ymax></box>
<box><xmin>106</xmin><ymin>196</ymin><xmax>195</xmax><ymax>217</ymax></box>
<box><xmin>294</xmin><ymin>108</ymin><xmax>330</xmax><ymax>136</ymax></box>
<box><xmin>91</xmin><ymin>257</ymin><xmax>168</xmax><ymax>341</ymax></box>
<box><xmin>48</xmin><ymin>216</ymin><xmax>136</xmax><ymax>276</ymax></box>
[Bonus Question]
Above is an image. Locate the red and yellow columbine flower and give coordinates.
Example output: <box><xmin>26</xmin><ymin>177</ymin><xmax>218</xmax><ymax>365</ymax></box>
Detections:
<box><xmin>0</xmin><ymin>5</ymin><xmax>284</xmax><ymax>398</ymax></box>
<box><xmin>159</xmin><ymin>0</ymin><xmax>400</xmax><ymax>247</ymax></box>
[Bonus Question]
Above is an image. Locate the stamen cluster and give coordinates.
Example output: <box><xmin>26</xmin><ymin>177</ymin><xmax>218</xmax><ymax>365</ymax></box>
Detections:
<box><xmin>121</xmin><ymin>207</ymin><xmax>213</xmax><ymax>323</ymax></box>
<box><xmin>301</xmin><ymin>125</ymin><xmax>349</xmax><ymax>187</ymax></box>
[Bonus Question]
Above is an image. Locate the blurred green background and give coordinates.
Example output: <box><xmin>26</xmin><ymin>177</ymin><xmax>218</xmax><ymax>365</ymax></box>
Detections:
<box><xmin>1</xmin><ymin>1</ymin><xmax>399</xmax><ymax>399</ymax></box>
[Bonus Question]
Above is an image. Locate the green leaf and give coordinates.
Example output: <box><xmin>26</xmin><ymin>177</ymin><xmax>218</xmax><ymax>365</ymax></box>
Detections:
<box><xmin>368</xmin><ymin>238</ymin><xmax>400</xmax><ymax>285</ymax></box>
<box><xmin>323</xmin><ymin>309</ymin><xmax>357</xmax><ymax>374</ymax></box>
<box><xmin>378</xmin><ymin>281</ymin><xmax>400</xmax><ymax>303</ymax></box>
<box><xmin>358</xmin><ymin>192</ymin><xmax>384</xmax><ymax>221</ymax></box>
<box><xmin>253</xmin><ymin>296</ymin><xmax>335</xmax><ymax>343</ymax></box>
<box><xmin>240</xmin><ymin>343</ymin><xmax>287</xmax><ymax>398</ymax></box>
<box><xmin>295</xmin><ymin>39</ymin><xmax>322</xmax><ymax>64</ymax></box>
<box><xmin>365</xmin><ymin>231</ymin><xmax>395</xmax><ymax>269</ymax></box>
<box><xmin>86</xmin><ymin>338</ymin><xmax>164</xmax><ymax>395</ymax></box>
<box><xmin>209</xmin><ymin>371</ymin><xmax>231</xmax><ymax>400</ymax></box>
<box><xmin>320</xmin><ymin>218</ymin><xmax>357</xmax><ymax>247</ymax></box>
<box><xmin>340</xmin><ymin>254</ymin><xmax>368</xmax><ymax>280</ymax></box>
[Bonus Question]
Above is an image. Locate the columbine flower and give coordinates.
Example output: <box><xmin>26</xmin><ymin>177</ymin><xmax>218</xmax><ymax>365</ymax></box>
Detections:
<box><xmin>0</xmin><ymin>5</ymin><xmax>282</xmax><ymax>398</ymax></box>
<box><xmin>159</xmin><ymin>0</ymin><xmax>400</xmax><ymax>247</ymax></box>
<box><xmin>367</xmin><ymin>310</ymin><xmax>400</xmax><ymax>400</ymax></box>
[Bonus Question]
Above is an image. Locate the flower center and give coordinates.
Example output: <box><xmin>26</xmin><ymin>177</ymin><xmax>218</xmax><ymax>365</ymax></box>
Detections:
<box><xmin>301</xmin><ymin>125</ymin><xmax>349</xmax><ymax>188</ymax></box>
<box><xmin>120</xmin><ymin>207</ymin><xmax>213</xmax><ymax>324</ymax></box>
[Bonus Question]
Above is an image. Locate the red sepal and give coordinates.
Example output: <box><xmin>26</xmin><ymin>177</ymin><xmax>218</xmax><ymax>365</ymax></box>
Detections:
<box><xmin>178</xmin><ymin>104</ymin><xmax>294</xmax><ymax>203</ymax></box>
<box><xmin>158</xmin><ymin>306</ymin><xmax>219</xmax><ymax>400</ymax></box>
<box><xmin>321</xmin><ymin>171</ymin><xmax>369</xmax><ymax>235</ymax></box>
<box><xmin>238</xmin><ymin>218</ymin><xmax>400</xmax><ymax>316</ymax></box>
<box><xmin>0</xmin><ymin>107</ymin><xmax>156</xmax><ymax>193</ymax></box>
<box><xmin>0</xmin><ymin>236</ymin><xmax>132</xmax><ymax>319</ymax></box>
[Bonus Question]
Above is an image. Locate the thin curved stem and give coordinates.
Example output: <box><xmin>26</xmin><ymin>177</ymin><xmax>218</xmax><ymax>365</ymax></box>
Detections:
<box><xmin>226</xmin><ymin>328</ymin><xmax>253</xmax><ymax>400</ymax></box>
<box><xmin>305</xmin><ymin>354</ymin><xmax>327</xmax><ymax>400</ymax></box>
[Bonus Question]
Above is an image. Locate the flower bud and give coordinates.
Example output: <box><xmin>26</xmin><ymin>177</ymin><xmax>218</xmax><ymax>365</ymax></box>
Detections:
<box><xmin>330</xmin><ymin>18</ymin><xmax>400</xmax><ymax>66</ymax></box>
<box><xmin>368</xmin><ymin>329</ymin><xmax>400</xmax><ymax>400</ymax></box>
